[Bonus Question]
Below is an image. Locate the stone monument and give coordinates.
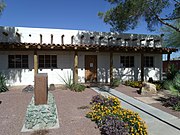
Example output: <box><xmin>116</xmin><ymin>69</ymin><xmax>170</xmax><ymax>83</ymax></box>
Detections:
<box><xmin>34</xmin><ymin>73</ymin><xmax>48</xmax><ymax>105</ymax></box>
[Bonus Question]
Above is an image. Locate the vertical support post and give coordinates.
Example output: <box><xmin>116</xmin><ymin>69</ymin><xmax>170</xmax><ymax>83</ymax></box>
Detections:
<box><xmin>110</xmin><ymin>52</ymin><xmax>113</xmax><ymax>85</ymax></box>
<box><xmin>141</xmin><ymin>53</ymin><xmax>144</xmax><ymax>82</ymax></box>
<box><xmin>34</xmin><ymin>50</ymin><xmax>38</xmax><ymax>76</ymax></box>
<box><xmin>73</xmin><ymin>51</ymin><xmax>78</xmax><ymax>84</ymax></box>
<box><xmin>167</xmin><ymin>53</ymin><xmax>171</xmax><ymax>71</ymax></box>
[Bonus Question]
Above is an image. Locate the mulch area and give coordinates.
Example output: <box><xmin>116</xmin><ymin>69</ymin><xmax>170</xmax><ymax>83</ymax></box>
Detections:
<box><xmin>0</xmin><ymin>86</ymin><xmax>100</xmax><ymax>135</ymax></box>
<box><xmin>115</xmin><ymin>84</ymin><xmax>180</xmax><ymax>118</ymax></box>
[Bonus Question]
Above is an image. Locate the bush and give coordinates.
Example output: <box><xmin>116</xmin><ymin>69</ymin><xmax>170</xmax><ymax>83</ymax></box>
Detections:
<box><xmin>166</xmin><ymin>64</ymin><xmax>178</xmax><ymax>80</ymax></box>
<box><xmin>110</xmin><ymin>78</ymin><xmax>121</xmax><ymax>88</ymax></box>
<box><xmin>163</xmin><ymin>73</ymin><xmax>180</xmax><ymax>95</ymax></box>
<box><xmin>0</xmin><ymin>73</ymin><xmax>8</xmax><ymax>93</ymax></box>
<box><xmin>86</xmin><ymin>95</ymin><xmax>148</xmax><ymax>135</ymax></box>
<box><xmin>98</xmin><ymin>115</ymin><xmax>129</xmax><ymax>135</ymax></box>
<box><xmin>58</xmin><ymin>72</ymin><xmax>86</xmax><ymax>92</ymax></box>
<box><xmin>174</xmin><ymin>73</ymin><xmax>180</xmax><ymax>92</ymax></box>
<box><xmin>124</xmin><ymin>80</ymin><xmax>142</xmax><ymax>88</ymax></box>
<box><xmin>72</xmin><ymin>83</ymin><xmax>86</xmax><ymax>92</ymax></box>
<box><xmin>125</xmin><ymin>80</ymin><xmax>164</xmax><ymax>91</ymax></box>
<box><xmin>59</xmin><ymin>72</ymin><xmax>74</xmax><ymax>89</ymax></box>
<box><xmin>162</xmin><ymin>96</ymin><xmax>180</xmax><ymax>111</ymax></box>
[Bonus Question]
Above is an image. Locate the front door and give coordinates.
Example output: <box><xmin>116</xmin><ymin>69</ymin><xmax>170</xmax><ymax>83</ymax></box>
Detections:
<box><xmin>85</xmin><ymin>55</ymin><xmax>97</xmax><ymax>82</ymax></box>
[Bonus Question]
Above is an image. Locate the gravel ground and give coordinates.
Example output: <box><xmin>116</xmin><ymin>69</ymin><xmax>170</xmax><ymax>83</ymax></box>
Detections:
<box><xmin>115</xmin><ymin>84</ymin><xmax>180</xmax><ymax>118</ymax></box>
<box><xmin>0</xmin><ymin>86</ymin><xmax>100</xmax><ymax>135</ymax></box>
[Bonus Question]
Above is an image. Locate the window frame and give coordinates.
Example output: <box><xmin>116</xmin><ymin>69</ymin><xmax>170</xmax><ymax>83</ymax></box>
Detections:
<box><xmin>144</xmin><ymin>56</ymin><xmax>154</xmax><ymax>67</ymax></box>
<box><xmin>120</xmin><ymin>56</ymin><xmax>134</xmax><ymax>68</ymax></box>
<box><xmin>8</xmin><ymin>55</ymin><xmax>29</xmax><ymax>69</ymax></box>
<box><xmin>38</xmin><ymin>55</ymin><xmax>57</xmax><ymax>69</ymax></box>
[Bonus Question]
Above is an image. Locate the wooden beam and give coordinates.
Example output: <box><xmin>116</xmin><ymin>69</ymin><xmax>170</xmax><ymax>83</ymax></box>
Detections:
<box><xmin>141</xmin><ymin>53</ymin><xmax>144</xmax><ymax>82</ymax></box>
<box><xmin>73</xmin><ymin>51</ymin><xmax>78</xmax><ymax>84</ymax></box>
<box><xmin>110</xmin><ymin>52</ymin><xmax>113</xmax><ymax>85</ymax></box>
<box><xmin>34</xmin><ymin>50</ymin><xmax>38</xmax><ymax>75</ymax></box>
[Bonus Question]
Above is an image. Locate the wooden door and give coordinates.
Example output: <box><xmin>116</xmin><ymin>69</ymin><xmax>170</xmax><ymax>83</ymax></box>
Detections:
<box><xmin>85</xmin><ymin>55</ymin><xmax>97</xmax><ymax>82</ymax></box>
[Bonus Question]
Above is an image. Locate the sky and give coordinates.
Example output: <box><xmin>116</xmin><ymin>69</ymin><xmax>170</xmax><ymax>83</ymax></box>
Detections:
<box><xmin>0</xmin><ymin>0</ymin><xmax>160</xmax><ymax>34</ymax></box>
<box><xmin>0</xmin><ymin>0</ymin><xmax>179</xmax><ymax>58</ymax></box>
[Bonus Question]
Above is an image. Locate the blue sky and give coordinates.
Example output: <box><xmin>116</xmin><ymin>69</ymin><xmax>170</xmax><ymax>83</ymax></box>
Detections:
<box><xmin>0</xmin><ymin>0</ymin><xmax>179</xmax><ymax>59</ymax></box>
<box><xmin>0</xmin><ymin>0</ymin><xmax>160</xmax><ymax>34</ymax></box>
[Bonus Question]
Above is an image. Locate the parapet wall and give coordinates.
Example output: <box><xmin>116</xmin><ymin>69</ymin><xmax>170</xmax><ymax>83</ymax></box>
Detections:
<box><xmin>0</xmin><ymin>26</ymin><xmax>162</xmax><ymax>47</ymax></box>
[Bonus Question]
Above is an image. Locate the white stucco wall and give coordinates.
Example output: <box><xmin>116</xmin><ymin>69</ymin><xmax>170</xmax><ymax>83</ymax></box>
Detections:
<box><xmin>0</xmin><ymin>26</ymin><xmax>163</xmax><ymax>85</ymax></box>
<box><xmin>0</xmin><ymin>51</ymin><xmax>162</xmax><ymax>86</ymax></box>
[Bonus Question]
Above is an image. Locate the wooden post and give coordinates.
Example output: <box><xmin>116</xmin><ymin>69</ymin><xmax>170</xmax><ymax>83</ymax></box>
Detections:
<box><xmin>73</xmin><ymin>51</ymin><xmax>78</xmax><ymax>84</ymax></box>
<box><xmin>34</xmin><ymin>50</ymin><xmax>38</xmax><ymax>75</ymax></box>
<box><xmin>141</xmin><ymin>53</ymin><xmax>144</xmax><ymax>82</ymax></box>
<box><xmin>167</xmin><ymin>53</ymin><xmax>171</xmax><ymax>71</ymax></box>
<box><xmin>110</xmin><ymin>52</ymin><xmax>113</xmax><ymax>85</ymax></box>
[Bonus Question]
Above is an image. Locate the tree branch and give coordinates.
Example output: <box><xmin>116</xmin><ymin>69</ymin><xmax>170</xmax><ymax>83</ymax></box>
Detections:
<box><xmin>173</xmin><ymin>0</ymin><xmax>180</xmax><ymax>4</ymax></box>
<box><xmin>161</xmin><ymin>16</ymin><xmax>180</xmax><ymax>21</ymax></box>
<box><xmin>147</xmin><ymin>6</ymin><xmax>180</xmax><ymax>32</ymax></box>
<box><xmin>155</xmin><ymin>15</ymin><xmax>180</xmax><ymax>32</ymax></box>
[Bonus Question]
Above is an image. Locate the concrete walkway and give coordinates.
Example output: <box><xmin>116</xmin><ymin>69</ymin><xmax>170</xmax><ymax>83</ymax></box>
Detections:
<box><xmin>91</xmin><ymin>87</ymin><xmax>180</xmax><ymax>135</ymax></box>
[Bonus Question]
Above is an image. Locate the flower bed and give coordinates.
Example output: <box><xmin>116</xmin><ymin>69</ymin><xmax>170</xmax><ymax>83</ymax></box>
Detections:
<box><xmin>124</xmin><ymin>80</ymin><xmax>162</xmax><ymax>91</ymax></box>
<box><xmin>86</xmin><ymin>95</ymin><xmax>148</xmax><ymax>135</ymax></box>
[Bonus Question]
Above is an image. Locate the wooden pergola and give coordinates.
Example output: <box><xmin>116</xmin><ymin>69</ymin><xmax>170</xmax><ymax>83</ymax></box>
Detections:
<box><xmin>0</xmin><ymin>42</ymin><xmax>177</xmax><ymax>84</ymax></box>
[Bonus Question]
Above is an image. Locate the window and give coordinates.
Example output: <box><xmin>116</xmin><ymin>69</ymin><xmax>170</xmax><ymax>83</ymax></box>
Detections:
<box><xmin>8</xmin><ymin>55</ymin><xmax>28</xmax><ymax>68</ymax></box>
<box><xmin>144</xmin><ymin>56</ymin><xmax>154</xmax><ymax>67</ymax></box>
<box><xmin>39</xmin><ymin>55</ymin><xmax>57</xmax><ymax>68</ymax></box>
<box><xmin>120</xmin><ymin>56</ymin><xmax>134</xmax><ymax>67</ymax></box>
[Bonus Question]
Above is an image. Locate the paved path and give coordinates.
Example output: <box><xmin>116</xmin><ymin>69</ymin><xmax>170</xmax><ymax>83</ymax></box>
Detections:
<box><xmin>91</xmin><ymin>87</ymin><xmax>180</xmax><ymax>135</ymax></box>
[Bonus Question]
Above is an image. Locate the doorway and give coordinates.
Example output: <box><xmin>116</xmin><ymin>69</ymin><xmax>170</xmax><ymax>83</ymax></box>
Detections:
<box><xmin>85</xmin><ymin>55</ymin><xmax>97</xmax><ymax>82</ymax></box>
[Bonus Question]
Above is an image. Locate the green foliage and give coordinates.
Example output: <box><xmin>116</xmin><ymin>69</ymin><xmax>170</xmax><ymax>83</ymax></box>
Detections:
<box><xmin>174</xmin><ymin>73</ymin><xmax>180</xmax><ymax>91</ymax></box>
<box><xmin>0</xmin><ymin>0</ymin><xmax>5</xmax><ymax>15</ymax></box>
<box><xmin>163</xmin><ymin>78</ymin><xmax>180</xmax><ymax>96</ymax></box>
<box><xmin>59</xmin><ymin>72</ymin><xmax>74</xmax><ymax>89</ymax></box>
<box><xmin>125</xmin><ymin>80</ymin><xmax>164</xmax><ymax>91</ymax></box>
<box><xmin>162</xmin><ymin>96</ymin><xmax>180</xmax><ymax>111</ymax></box>
<box><xmin>71</xmin><ymin>83</ymin><xmax>86</xmax><ymax>92</ymax></box>
<box><xmin>162</xmin><ymin>19</ymin><xmax>180</xmax><ymax>48</ymax></box>
<box><xmin>99</xmin><ymin>0</ymin><xmax>180</xmax><ymax>32</ymax></box>
<box><xmin>58</xmin><ymin>71</ymin><xmax>86</xmax><ymax>92</ymax></box>
<box><xmin>124</xmin><ymin>80</ymin><xmax>142</xmax><ymax>88</ymax></box>
<box><xmin>0</xmin><ymin>73</ymin><xmax>8</xmax><ymax>92</ymax></box>
<box><xmin>86</xmin><ymin>95</ymin><xmax>148</xmax><ymax>135</ymax></box>
<box><xmin>166</xmin><ymin>64</ymin><xmax>178</xmax><ymax>80</ymax></box>
<box><xmin>154</xmin><ymin>83</ymin><xmax>162</xmax><ymax>91</ymax></box>
<box><xmin>110</xmin><ymin>78</ymin><xmax>121</xmax><ymax>88</ymax></box>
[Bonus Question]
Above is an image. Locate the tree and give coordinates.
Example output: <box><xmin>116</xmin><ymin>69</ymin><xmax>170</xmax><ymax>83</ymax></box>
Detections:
<box><xmin>0</xmin><ymin>0</ymin><xmax>5</xmax><ymax>15</ymax></box>
<box><xmin>98</xmin><ymin>0</ymin><xmax>180</xmax><ymax>32</ymax></box>
<box><xmin>161</xmin><ymin>19</ymin><xmax>180</xmax><ymax>48</ymax></box>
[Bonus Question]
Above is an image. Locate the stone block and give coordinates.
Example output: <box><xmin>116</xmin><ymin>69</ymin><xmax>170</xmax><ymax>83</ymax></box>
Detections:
<box><xmin>34</xmin><ymin>73</ymin><xmax>48</xmax><ymax>105</ymax></box>
<box><xmin>141</xmin><ymin>82</ymin><xmax>157</xmax><ymax>95</ymax></box>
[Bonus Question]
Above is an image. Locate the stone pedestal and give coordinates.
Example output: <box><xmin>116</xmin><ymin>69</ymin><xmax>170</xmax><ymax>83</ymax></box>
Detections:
<box><xmin>34</xmin><ymin>73</ymin><xmax>48</xmax><ymax>105</ymax></box>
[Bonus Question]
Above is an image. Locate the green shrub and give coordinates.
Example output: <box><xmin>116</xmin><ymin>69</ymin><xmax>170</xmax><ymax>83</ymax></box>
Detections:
<box><xmin>155</xmin><ymin>83</ymin><xmax>162</xmax><ymax>91</ymax></box>
<box><xmin>163</xmin><ymin>73</ymin><xmax>180</xmax><ymax>95</ymax></box>
<box><xmin>72</xmin><ymin>83</ymin><xmax>86</xmax><ymax>92</ymax></box>
<box><xmin>86</xmin><ymin>95</ymin><xmax>148</xmax><ymax>135</ymax></box>
<box><xmin>59</xmin><ymin>72</ymin><xmax>74</xmax><ymax>89</ymax></box>
<box><xmin>166</xmin><ymin>64</ymin><xmax>178</xmax><ymax>80</ymax></box>
<box><xmin>0</xmin><ymin>73</ymin><xmax>8</xmax><ymax>93</ymax></box>
<box><xmin>162</xmin><ymin>96</ymin><xmax>180</xmax><ymax>111</ymax></box>
<box><xmin>124</xmin><ymin>80</ymin><xmax>142</xmax><ymax>88</ymax></box>
<box><xmin>174</xmin><ymin>73</ymin><xmax>180</xmax><ymax>92</ymax></box>
<box><xmin>110</xmin><ymin>78</ymin><xmax>121</xmax><ymax>88</ymax></box>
